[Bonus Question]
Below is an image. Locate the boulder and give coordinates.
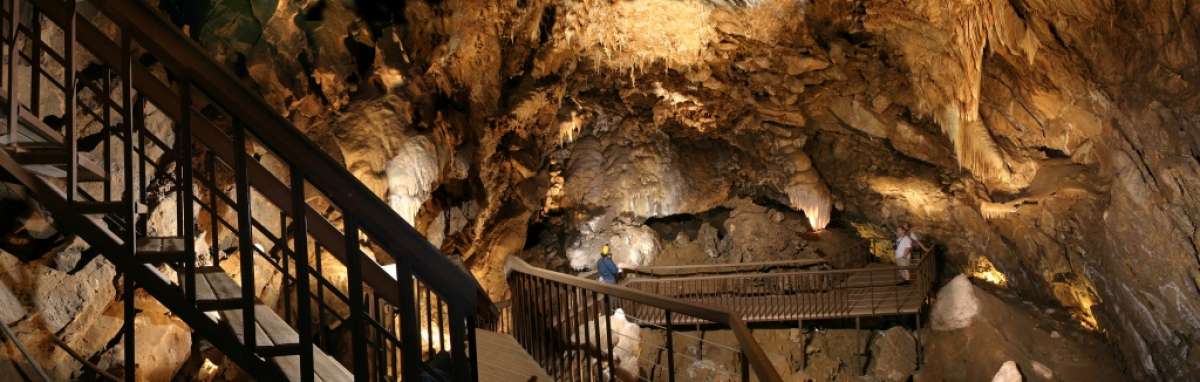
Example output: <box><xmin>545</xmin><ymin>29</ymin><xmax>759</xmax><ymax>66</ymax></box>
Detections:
<box><xmin>992</xmin><ymin>361</ymin><xmax>1023</xmax><ymax>382</ymax></box>
<box><xmin>868</xmin><ymin>327</ymin><xmax>917</xmax><ymax>382</ymax></box>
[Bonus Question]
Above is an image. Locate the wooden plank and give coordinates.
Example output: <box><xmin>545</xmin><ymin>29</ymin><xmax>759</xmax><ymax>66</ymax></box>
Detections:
<box><xmin>204</xmin><ymin>270</ymin><xmax>243</xmax><ymax>300</ymax></box>
<box><xmin>475</xmin><ymin>329</ymin><xmax>551</xmax><ymax>382</ymax></box>
<box><xmin>220</xmin><ymin>308</ymin><xmax>272</xmax><ymax>347</ymax></box>
<box><xmin>194</xmin><ymin>272</ymin><xmax>217</xmax><ymax>304</ymax></box>
<box><xmin>256</xmin><ymin>304</ymin><xmax>299</xmax><ymax>346</ymax></box>
<box><xmin>312</xmin><ymin>348</ymin><xmax>353</xmax><ymax>382</ymax></box>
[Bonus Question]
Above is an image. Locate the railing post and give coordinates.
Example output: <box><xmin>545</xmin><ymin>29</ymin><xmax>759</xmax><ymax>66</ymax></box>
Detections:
<box><xmin>64</xmin><ymin>0</ymin><xmax>76</xmax><ymax>201</ymax></box>
<box><xmin>665</xmin><ymin>310</ymin><xmax>675</xmax><ymax>382</ymax></box>
<box><xmin>119</xmin><ymin>25</ymin><xmax>137</xmax><ymax>382</ymax></box>
<box><xmin>448</xmin><ymin>308</ymin><xmax>469</xmax><ymax>382</ymax></box>
<box><xmin>345</xmin><ymin>218</ymin><xmax>367</xmax><ymax>380</ymax></box>
<box><xmin>232</xmin><ymin>120</ymin><xmax>255</xmax><ymax>351</ymax></box>
<box><xmin>395</xmin><ymin>260</ymin><xmax>421</xmax><ymax>382</ymax></box>
<box><xmin>290</xmin><ymin>166</ymin><xmax>313</xmax><ymax>382</ymax></box>
<box><xmin>5</xmin><ymin>0</ymin><xmax>19</xmax><ymax>145</ymax></box>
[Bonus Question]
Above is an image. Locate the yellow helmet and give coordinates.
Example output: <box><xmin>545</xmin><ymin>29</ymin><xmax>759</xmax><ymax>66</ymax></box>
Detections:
<box><xmin>601</xmin><ymin>244</ymin><xmax>610</xmax><ymax>255</ymax></box>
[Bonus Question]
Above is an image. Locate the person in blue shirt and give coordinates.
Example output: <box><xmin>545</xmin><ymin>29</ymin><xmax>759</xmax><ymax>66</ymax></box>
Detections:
<box><xmin>597</xmin><ymin>244</ymin><xmax>621</xmax><ymax>284</ymax></box>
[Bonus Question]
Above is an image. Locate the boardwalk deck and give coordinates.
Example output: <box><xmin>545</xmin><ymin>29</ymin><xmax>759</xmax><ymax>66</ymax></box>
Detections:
<box><xmin>476</xmin><ymin>329</ymin><xmax>553</xmax><ymax>381</ymax></box>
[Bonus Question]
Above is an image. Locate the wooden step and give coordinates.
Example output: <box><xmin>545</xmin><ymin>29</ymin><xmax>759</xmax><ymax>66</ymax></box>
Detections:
<box><xmin>135</xmin><ymin>236</ymin><xmax>187</xmax><ymax>264</ymax></box>
<box><xmin>75</xmin><ymin>201</ymin><xmax>148</xmax><ymax>215</ymax></box>
<box><xmin>4</xmin><ymin>143</ymin><xmax>106</xmax><ymax>181</ymax></box>
<box><xmin>196</xmin><ymin>267</ymin><xmax>244</xmax><ymax>312</ymax></box>
<box><xmin>213</xmin><ymin>280</ymin><xmax>352</xmax><ymax>381</ymax></box>
<box><xmin>476</xmin><ymin>329</ymin><xmax>552</xmax><ymax>382</ymax></box>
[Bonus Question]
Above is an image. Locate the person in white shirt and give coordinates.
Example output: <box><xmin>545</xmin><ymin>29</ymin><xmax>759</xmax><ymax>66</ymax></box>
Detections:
<box><xmin>894</xmin><ymin>223</ymin><xmax>930</xmax><ymax>281</ymax></box>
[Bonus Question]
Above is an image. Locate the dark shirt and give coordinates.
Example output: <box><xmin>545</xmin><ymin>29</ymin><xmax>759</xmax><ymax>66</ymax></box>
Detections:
<box><xmin>597</xmin><ymin>256</ymin><xmax>619</xmax><ymax>283</ymax></box>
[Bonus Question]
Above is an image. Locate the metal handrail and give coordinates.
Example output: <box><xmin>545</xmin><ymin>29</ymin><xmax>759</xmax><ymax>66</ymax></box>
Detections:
<box><xmin>86</xmin><ymin>0</ymin><xmax>484</xmax><ymax>314</ymax></box>
<box><xmin>626</xmin><ymin>255</ymin><xmax>931</xmax><ymax>283</ymax></box>
<box><xmin>624</xmin><ymin>258</ymin><xmax>828</xmax><ymax>276</ymax></box>
<box><xmin>622</xmin><ymin>255</ymin><xmax>936</xmax><ymax>322</ymax></box>
<box><xmin>507</xmin><ymin>257</ymin><xmax>784</xmax><ymax>382</ymax></box>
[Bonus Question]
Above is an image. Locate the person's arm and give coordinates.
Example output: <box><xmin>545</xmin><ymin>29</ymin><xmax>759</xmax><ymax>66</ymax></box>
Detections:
<box><xmin>915</xmin><ymin>233</ymin><xmax>931</xmax><ymax>252</ymax></box>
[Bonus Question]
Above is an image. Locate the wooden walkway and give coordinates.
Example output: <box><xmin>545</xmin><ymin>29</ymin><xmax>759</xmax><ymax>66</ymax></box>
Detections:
<box><xmin>476</xmin><ymin>329</ymin><xmax>552</xmax><ymax>381</ymax></box>
<box><xmin>620</xmin><ymin>258</ymin><xmax>935</xmax><ymax>326</ymax></box>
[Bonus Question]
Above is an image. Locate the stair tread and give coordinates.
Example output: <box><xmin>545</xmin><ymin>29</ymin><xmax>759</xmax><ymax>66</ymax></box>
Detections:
<box><xmin>76</xmin><ymin>201</ymin><xmax>148</xmax><ymax>215</ymax></box>
<box><xmin>196</xmin><ymin>267</ymin><xmax>243</xmax><ymax>310</ymax></box>
<box><xmin>5</xmin><ymin>143</ymin><xmax>106</xmax><ymax>181</ymax></box>
<box><xmin>136</xmin><ymin>237</ymin><xmax>186</xmax><ymax>254</ymax></box>
<box><xmin>199</xmin><ymin>268</ymin><xmax>351</xmax><ymax>382</ymax></box>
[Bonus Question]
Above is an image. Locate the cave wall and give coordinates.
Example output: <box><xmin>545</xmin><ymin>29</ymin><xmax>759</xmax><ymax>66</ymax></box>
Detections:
<box><xmin>172</xmin><ymin>0</ymin><xmax>1200</xmax><ymax>379</ymax></box>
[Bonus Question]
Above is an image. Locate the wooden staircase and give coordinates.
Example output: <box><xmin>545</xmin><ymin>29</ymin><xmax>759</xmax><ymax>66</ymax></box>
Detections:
<box><xmin>0</xmin><ymin>0</ymin><xmax>496</xmax><ymax>380</ymax></box>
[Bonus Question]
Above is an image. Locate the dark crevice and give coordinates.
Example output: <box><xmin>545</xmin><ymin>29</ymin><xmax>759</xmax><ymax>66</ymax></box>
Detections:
<box><xmin>1037</xmin><ymin>146</ymin><xmax>1071</xmax><ymax>159</ymax></box>
<box><xmin>644</xmin><ymin>207</ymin><xmax>732</xmax><ymax>241</ymax></box>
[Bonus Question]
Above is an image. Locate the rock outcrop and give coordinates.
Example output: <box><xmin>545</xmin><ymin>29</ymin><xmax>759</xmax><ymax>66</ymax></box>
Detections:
<box><xmin>88</xmin><ymin>0</ymin><xmax>1200</xmax><ymax>378</ymax></box>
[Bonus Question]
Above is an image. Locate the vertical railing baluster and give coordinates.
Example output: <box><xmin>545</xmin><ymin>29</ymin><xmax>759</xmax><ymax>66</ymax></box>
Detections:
<box><xmin>179</xmin><ymin>81</ymin><xmax>196</xmax><ymax>363</ymax></box>
<box><xmin>397</xmin><ymin>264</ymin><xmax>420</xmax><ymax>382</ymax></box>
<box><xmin>603</xmin><ymin>294</ymin><xmax>615</xmax><ymax>382</ymax></box>
<box><xmin>539</xmin><ymin>278</ymin><xmax>550</xmax><ymax>368</ymax></box>
<box><xmin>665</xmin><ymin>310</ymin><xmax>675</xmax><ymax>382</ymax></box>
<box><xmin>555</xmin><ymin>283</ymin><xmax>565</xmax><ymax>379</ymax></box>
<box><xmin>280</xmin><ymin>211</ymin><xmax>290</xmax><ymax>324</ymax></box>
<box><xmin>27</xmin><ymin>6</ymin><xmax>37</xmax><ymax>115</ymax></box>
<box><xmin>593</xmin><ymin>291</ymin><xmax>605</xmax><ymax>380</ymax></box>
<box><xmin>427</xmin><ymin>285</ymin><xmax>436</xmax><ymax>355</ymax></box>
<box><xmin>233</xmin><ymin>120</ymin><xmax>255</xmax><ymax>352</ymax></box>
<box><xmin>119</xmin><ymin>25</ymin><xmax>136</xmax><ymax>382</ymax></box>
<box><xmin>374</xmin><ymin>295</ymin><xmax>384</xmax><ymax>382</ymax></box>
<box><xmin>345</xmin><ymin>218</ymin><xmax>367</xmax><ymax>380</ymax></box>
<box><xmin>571</xmin><ymin>285</ymin><xmax>581</xmax><ymax>382</ymax></box>
<box><xmin>102</xmin><ymin>70</ymin><xmax>111</xmax><ymax>201</ymax></box>
<box><xmin>448</xmin><ymin>307</ymin><xmax>468</xmax><ymax>382</ymax></box>
<box><xmin>290</xmin><ymin>166</ymin><xmax>313</xmax><ymax>382</ymax></box>
<box><xmin>438</xmin><ymin>293</ymin><xmax>447</xmax><ymax>351</ymax></box>
<box><xmin>63</xmin><ymin>0</ymin><xmax>76</xmax><ymax>201</ymax></box>
<box><xmin>315</xmin><ymin>247</ymin><xmax>325</xmax><ymax>348</ymax></box>
<box><xmin>468</xmin><ymin>313</ymin><xmax>479</xmax><ymax>382</ymax></box>
<box><xmin>5</xmin><ymin>0</ymin><xmax>19</xmax><ymax>145</ymax></box>
<box><xmin>206</xmin><ymin>154</ymin><xmax>216</xmax><ymax>267</ymax></box>
<box><xmin>136</xmin><ymin>96</ymin><xmax>146</xmax><ymax>202</ymax></box>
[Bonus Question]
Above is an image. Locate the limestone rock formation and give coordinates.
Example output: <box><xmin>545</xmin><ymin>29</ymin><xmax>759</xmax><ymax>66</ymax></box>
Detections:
<box><xmin>3</xmin><ymin>0</ymin><xmax>1187</xmax><ymax>379</ymax></box>
<box><xmin>868</xmin><ymin>327</ymin><xmax>918</xmax><ymax>382</ymax></box>
<box><xmin>931</xmin><ymin>274</ymin><xmax>981</xmax><ymax>331</ymax></box>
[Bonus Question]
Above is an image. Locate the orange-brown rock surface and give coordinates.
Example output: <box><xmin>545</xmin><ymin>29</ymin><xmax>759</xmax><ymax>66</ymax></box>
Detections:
<box><xmin>124</xmin><ymin>0</ymin><xmax>1200</xmax><ymax>379</ymax></box>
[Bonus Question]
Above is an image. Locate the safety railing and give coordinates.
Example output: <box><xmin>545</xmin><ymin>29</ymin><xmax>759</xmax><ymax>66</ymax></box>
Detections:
<box><xmin>2</xmin><ymin>0</ymin><xmax>490</xmax><ymax>379</ymax></box>
<box><xmin>507</xmin><ymin>257</ymin><xmax>783</xmax><ymax>382</ymax></box>
<box><xmin>624</xmin><ymin>258</ymin><xmax>829</xmax><ymax>277</ymax></box>
<box><xmin>622</xmin><ymin>254</ymin><xmax>936</xmax><ymax>323</ymax></box>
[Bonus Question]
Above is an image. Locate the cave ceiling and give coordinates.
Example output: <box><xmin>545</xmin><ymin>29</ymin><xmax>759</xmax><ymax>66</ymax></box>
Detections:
<box><xmin>175</xmin><ymin>0</ymin><xmax>1200</xmax><ymax>379</ymax></box>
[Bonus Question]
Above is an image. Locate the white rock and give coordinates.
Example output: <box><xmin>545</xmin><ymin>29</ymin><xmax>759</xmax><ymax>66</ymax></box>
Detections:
<box><xmin>386</xmin><ymin>135</ymin><xmax>439</xmax><ymax>225</ymax></box>
<box><xmin>1031</xmin><ymin>361</ymin><xmax>1053</xmax><ymax>379</ymax></box>
<box><xmin>931</xmin><ymin>274</ymin><xmax>980</xmax><ymax>331</ymax></box>
<box><xmin>991</xmin><ymin>361</ymin><xmax>1023</xmax><ymax>382</ymax></box>
<box><xmin>1050</xmin><ymin>331</ymin><xmax>1061</xmax><ymax>339</ymax></box>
